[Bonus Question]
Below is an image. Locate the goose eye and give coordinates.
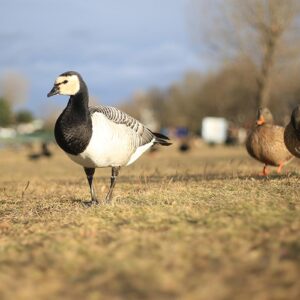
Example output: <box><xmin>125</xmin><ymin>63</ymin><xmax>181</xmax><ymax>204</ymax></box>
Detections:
<box><xmin>63</xmin><ymin>80</ymin><xmax>68</xmax><ymax>84</ymax></box>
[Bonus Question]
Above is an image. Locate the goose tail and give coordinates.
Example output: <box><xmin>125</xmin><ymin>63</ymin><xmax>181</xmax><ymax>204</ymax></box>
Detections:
<box><xmin>152</xmin><ymin>132</ymin><xmax>172</xmax><ymax>146</ymax></box>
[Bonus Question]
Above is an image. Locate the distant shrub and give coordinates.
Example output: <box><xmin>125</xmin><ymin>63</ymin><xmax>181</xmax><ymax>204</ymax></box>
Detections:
<box><xmin>0</xmin><ymin>98</ymin><xmax>14</xmax><ymax>126</ymax></box>
<box><xmin>15</xmin><ymin>110</ymin><xmax>34</xmax><ymax>124</ymax></box>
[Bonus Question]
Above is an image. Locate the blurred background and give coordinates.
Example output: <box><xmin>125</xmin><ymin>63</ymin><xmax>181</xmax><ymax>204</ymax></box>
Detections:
<box><xmin>1</xmin><ymin>0</ymin><xmax>300</xmax><ymax>151</ymax></box>
<box><xmin>2</xmin><ymin>2</ymin><xmax>300</xmax><ymax>298</ymax></box>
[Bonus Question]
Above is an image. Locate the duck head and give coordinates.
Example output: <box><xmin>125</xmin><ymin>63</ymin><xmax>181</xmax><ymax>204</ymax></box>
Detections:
<box><xmin>256</xmin><ymin>107</ymin><xmax>274</xmax><ymax>126</ymax></box>
<box><xmin>291</xmin><ymin>106</ymin><xmax>300</xmax><ymax>132</ymax></box>
<box><xmin>47</xmin><ymin>71</ymin><xmax>83</xmax><ymax>97</ymax></box>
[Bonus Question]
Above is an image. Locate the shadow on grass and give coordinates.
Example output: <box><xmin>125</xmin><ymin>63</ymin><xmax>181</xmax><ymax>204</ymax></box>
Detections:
<box><xmin>59</xmin><ymin>171</ymin><xmax>300</xmax><ymax>187</ymax></box>
<box><xmin>143</xmin><ymin>171</ymin><xmax>295</xmax><ymax>181</ymax></box>
<box><xmin>57</xmin><ymin>172</ymin><xmax>300</xmax><ymax>207</ymax></box>
<box><xmin>70</xmin><ymin>198</ymin><xmax>102</xmax><ymax>207</ymax></box>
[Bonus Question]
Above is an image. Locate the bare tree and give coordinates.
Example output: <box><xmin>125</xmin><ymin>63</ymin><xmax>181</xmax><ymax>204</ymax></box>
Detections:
<box><xmin>187</xmin><ymin>0</ymin><xmax>300</xmax><ymax>108</ymax></box>
<box><xmin>0</xmin><ymin>71</ymin><xmax>29</xmax><ymax>107</ymax></box>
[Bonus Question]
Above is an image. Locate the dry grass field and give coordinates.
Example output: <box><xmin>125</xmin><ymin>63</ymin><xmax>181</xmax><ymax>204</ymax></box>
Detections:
<box><xmin>0</xmin><ymin>141</ymin><xmax>300</xmax><ymax>300</ymax></box>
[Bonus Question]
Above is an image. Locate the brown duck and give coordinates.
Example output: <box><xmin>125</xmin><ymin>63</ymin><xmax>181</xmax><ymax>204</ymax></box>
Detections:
<box><xmin>246</xmin><ymin>107</ymin><xmax>293</xmax><ymax>175</ymax></box>
<box><xmin>284</xmin><ymin>105</ymin><xmax>300</xmax><ymax>158</ymax></box>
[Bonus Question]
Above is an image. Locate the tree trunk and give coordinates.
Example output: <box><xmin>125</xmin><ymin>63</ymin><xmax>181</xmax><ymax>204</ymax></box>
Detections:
<box><xmin>256</xmin><ymin>69</ymin><xmax>272</xmax><ymax>109</ymax></box>
<box><xmin>255</xmin><ymin>20</ymin><xmax>283</xmax><ymax>108</ymax></box>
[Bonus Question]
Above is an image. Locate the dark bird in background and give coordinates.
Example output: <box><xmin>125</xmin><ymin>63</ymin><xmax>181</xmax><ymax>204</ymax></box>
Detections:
<box><xmin>28</xmin><ymin>142</ymin><xmax>53</xmax><ymax>160</ymax></box>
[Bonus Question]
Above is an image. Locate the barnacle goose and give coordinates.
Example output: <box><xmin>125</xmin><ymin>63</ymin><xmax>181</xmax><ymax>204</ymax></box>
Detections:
<box><xmin>47</xmin><ymin>71</ymin><xmax>171</xmax><ymax>205</ymax></box>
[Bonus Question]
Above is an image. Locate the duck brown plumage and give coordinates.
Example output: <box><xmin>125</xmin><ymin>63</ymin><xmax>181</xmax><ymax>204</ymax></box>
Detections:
<box><xmin>246</xmin><ymin>107</ymin><xmax>293</xmax><ymax>175</ymax></box>
<box><xmin>284</xmin><ymin>105</ymin><xmax>300</xmax><ymax>158</ymax></box>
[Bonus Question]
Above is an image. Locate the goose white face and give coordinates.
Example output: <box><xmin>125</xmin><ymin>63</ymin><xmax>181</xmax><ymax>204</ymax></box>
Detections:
<box><xmin>55</xmin><ymin>75</ymin><xmax>80</xmax><ymax>96</ymax></box>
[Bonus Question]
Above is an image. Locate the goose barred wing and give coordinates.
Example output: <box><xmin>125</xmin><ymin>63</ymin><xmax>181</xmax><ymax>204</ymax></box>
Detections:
<box><xmin>89</xmin><ymin>106</ymin><xmax>154</xmax><ymax>146</ymax></box>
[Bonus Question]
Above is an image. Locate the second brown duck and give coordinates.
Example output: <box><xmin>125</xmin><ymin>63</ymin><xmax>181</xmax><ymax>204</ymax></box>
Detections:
<box><xmin>246</xmin><ymin>107</ymin><xmax>293</xmax><ymax>175</ymax></box>
<box><xmin>284</xmin><ymin>105</ymin><xmax>300</xmax><ymax>158</ymax></box>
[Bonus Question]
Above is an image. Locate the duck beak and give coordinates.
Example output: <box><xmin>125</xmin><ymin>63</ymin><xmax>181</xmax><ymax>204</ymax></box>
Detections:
<box><xmin>256</xmin><ymin>115</ymin><xmax>265</xmax><ymax>125</ymax></box>
<box><xmin>47</xmin><ymin>85</ymin><xmax>59</xmax><ymax>97</ymax></box>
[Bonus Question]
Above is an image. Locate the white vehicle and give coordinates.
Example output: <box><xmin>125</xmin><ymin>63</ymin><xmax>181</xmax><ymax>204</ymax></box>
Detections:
<box><xmin>201</xmin><ymin>117</ymin><xmax>228</xmax><ymax>144</ymax></box>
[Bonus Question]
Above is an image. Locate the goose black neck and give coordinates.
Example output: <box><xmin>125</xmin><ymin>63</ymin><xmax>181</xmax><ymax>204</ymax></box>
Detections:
<box><xmin>55</xmin><ymin>81</ymin><xmax>93</xmax><ymax>155</ymax></box>
<box><xmin>67</xmin><ymin>81</ymin><xmax>89</xmax><ymax>116</ymax></box>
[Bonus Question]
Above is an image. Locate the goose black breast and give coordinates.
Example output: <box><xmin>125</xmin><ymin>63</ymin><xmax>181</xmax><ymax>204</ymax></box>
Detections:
<box><xmin>54</xmin><ymin>109</ymin><xmax>93</xmax><ymax>155</ymax></box>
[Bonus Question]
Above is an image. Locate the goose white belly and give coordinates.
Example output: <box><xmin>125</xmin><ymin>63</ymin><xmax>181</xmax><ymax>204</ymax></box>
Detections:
<box><xmin>66</xmin><ymin>112</ymin><xmax>153</xmax><ymax>168</ymax></box>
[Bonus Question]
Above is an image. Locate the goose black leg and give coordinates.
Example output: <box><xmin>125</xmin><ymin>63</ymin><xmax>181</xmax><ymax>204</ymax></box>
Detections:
<box><xmin>84</xmin><ymin>167</ymin><xmax>99</xmax><ymax>206</ymax></box>
<box><xmin>105</xmin><ymin>167</ymin><xmax>120</xmax><ymax>204</ymax></box>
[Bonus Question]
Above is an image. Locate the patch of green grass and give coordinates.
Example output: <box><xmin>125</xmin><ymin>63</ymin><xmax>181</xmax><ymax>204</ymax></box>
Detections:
<box><xmin>0</xmin><ymin>144</ymin><xmax>300</xmax><ymax>299</ymax></box>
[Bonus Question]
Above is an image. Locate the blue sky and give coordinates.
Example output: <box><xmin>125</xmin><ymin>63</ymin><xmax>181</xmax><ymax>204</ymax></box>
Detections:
<box><xmin>0</xmin><ymin>0</ymin><xmax>207</xmax><ymax>116</ymax></box>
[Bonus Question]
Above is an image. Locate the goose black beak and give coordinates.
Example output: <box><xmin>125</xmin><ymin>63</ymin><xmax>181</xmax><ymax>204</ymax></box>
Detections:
<box><xmin>47</xmin><ymin>85</ymin><xmax>59</xmax><ymax>97</ymax></box>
